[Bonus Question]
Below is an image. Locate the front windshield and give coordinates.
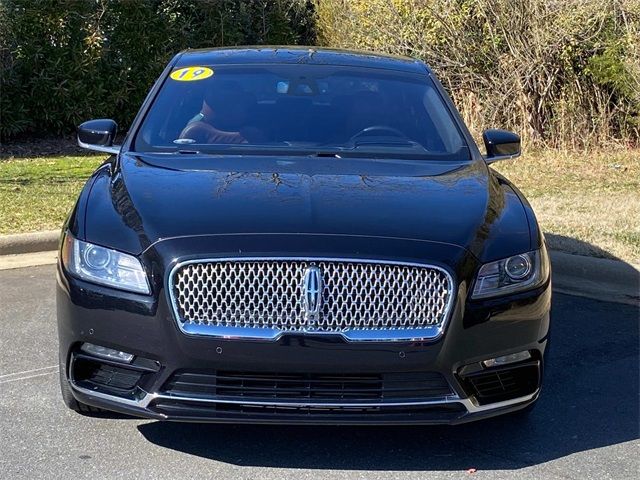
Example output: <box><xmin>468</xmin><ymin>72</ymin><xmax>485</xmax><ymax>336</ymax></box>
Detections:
<box><xmin>134</xmin><ymin>64</ymin><xmax>469</xmax><ymax>160</ymax></box>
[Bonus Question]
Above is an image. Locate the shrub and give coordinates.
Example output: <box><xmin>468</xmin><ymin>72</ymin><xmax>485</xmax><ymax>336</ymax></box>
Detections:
<box><xmin>0</xmin><ymin>0</ymin><xmax>315</xmax><ymax>141</ymax></box>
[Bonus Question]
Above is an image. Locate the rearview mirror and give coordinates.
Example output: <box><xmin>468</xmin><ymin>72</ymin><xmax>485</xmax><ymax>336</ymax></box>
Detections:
<box><xmin>482</xmin><ymin>129</ymin><xmax>521</xmax><ymax>164</ymax></box>
<box><xmin>77</xmin><ymin>119</ymin><xmax>120</xmax><ymax>154</ymax></box>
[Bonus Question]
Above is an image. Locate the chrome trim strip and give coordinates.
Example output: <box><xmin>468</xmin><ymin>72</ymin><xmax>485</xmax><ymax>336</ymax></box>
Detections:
<box><xmin>148</xmin><ymin>394</ymin><xmax>462</xmax><ymax>409</ymax></box>
<box><xmin>166</xmin><ymin>256</ymin><xmax>456</xmax><ymax>342</ymax></box>
<box><xmin>179</xmin><ymin>323</ymin><xmax>445</xmax><ymax>342</ymax></box>
<box><xmin>484</xmin><ymin>151</ymin><xmax>521</xmax><ymax>164</ymax></box>
<box><xmin>70</xmin><ymin>381</ymin><xmax>538</xmax><ymax>415</ymax></box>
<box><xmin>458</xmin><ymin>390</ymin><xmax>538</xmax><ymax>413</ymax></box>
<box><xmin>70</xmin><ymin>382</ymin><xmax>156</xmax><ymax>408</ymax></box>
<box><xmin>77</xmin><ymin>139</ymin><xmax>121</xmax><ymax>155</ymax></box>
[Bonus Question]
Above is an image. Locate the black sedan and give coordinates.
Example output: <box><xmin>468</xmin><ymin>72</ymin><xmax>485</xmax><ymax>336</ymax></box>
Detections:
<box><xmin>57</xmin><ymin>47</ymin><xmax>551</xmax><ymax>424</ymax></box>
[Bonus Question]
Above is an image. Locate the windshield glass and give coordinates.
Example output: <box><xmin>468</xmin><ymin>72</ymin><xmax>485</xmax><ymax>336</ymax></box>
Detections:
<box><xmin>134</xmin><ymin>65</ymin><xmax>469</xmax><ymax>160</ymax></box>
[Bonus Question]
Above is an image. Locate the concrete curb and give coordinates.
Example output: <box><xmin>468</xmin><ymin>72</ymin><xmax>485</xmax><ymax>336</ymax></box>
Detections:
<box><xmin>0</xmin><ymin>230</ymin><xmax>59</xmax><ymax>255</ymax></box>
<box><xmin>0</xmin><ymin>250</ymin><xmax>57</xmax><ymax>271</ymax></box>
<box><xmin>0</xmin><ymin>231</ymin><xmax>638</xmax><ymax>305</ymax></box>
<box><xmin>550</xmin><ymin>251</ymin><xmax>639</xmax><ymax>306</ymax></box>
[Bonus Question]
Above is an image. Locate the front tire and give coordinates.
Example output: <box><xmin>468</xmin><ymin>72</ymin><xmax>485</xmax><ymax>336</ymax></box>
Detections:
<box><xmin>58</xmin><ymin>361</ymin><xmax>104</xmax><ymax>414</ymax></box>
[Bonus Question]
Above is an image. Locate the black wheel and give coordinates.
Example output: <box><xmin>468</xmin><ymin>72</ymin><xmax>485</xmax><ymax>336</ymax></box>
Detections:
<box><xmin>59</xmin><ymin>361</ymin><xmax>104</xmax><ymax>414</ymax></box>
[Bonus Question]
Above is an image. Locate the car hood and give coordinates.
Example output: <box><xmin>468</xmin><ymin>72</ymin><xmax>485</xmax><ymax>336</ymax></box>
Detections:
<box><xmin>83</xmin><ymin>153</ymin><xmax>531</xmax><ymax>261</ymax></box>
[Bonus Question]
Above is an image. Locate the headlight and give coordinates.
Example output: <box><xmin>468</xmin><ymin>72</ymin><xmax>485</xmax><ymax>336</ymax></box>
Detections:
<box><xmin>61</xmin><ymin>233</ymin><xmax>150</xmax><ymax>294</ymax></box>
<box><xmin>471</xmin><ymin>249</ymin><xmax>548</xmax><ymax>299</ymax></box>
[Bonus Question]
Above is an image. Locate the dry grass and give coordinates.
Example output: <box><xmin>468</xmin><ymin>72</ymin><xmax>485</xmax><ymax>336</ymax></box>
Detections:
<box><xmin>494</xmin><ymin>149</ymin><xmax>640</xmax><ymax>263</ymax></box>
<box><xmin>316</xmin><ymin>0</ymin><xmax>640</xmax><ymax>149</ymax></box>
<box><xmin>1</xmin><ymin>150</ymin><xmax>638</xmax><ymax>263</ymax></box>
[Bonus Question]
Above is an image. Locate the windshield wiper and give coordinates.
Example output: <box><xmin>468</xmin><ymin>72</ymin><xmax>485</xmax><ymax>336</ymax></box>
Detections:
<box><xmin>352</xmin><ymin>138</ymin><xmax>420</xmax><ymax>148</ymax></box>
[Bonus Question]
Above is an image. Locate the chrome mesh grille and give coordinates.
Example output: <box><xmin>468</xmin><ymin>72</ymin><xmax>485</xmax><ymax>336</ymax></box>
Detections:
<box><xmin>171</xmin><ymin>259</ymin><xmax>452</xmax><ymax>334</ymax></box>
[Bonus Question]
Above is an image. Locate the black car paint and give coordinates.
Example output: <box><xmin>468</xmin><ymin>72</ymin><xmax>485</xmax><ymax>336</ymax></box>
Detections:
<box><xmin>80</xmin><ymin>154</ymin><xmax>533</xmax><ymax>263</ymax></box>
<box><xmin>58</xmin><ymin>47</ymin><xmax>550</xmax><ymax>424</ymax></box>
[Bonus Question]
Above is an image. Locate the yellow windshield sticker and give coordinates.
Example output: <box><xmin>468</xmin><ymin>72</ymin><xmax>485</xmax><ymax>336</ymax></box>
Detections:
<box><xmin>170</xmin><ymin>66</ymin><xmax>214</xmax><ymax>82</ymax></box>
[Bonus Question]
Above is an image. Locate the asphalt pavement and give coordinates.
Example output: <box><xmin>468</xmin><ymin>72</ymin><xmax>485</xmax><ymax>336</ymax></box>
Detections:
<box><xmin>0</xmin><ymin>265</ymin><xmax>638</xmax><ymax>480</ymax></box>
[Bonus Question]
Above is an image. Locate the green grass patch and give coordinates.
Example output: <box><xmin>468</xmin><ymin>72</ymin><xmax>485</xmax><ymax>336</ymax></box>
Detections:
<box><xmin>0</xmin><ymin>156</ymin><xmax>106</xmax><ymax>234</ymax></box>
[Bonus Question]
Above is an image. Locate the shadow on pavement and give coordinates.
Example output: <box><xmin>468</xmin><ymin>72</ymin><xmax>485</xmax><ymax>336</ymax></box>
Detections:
<box><xmin>545</xmin><ymin>233</ymin><xmax>615</xmax><ymax>260</ymax></box>
<box><xmin>137</xmin><ymin>294</ymin><xmax>639</xmax><ymax>470</ymax></box>
<box><xmin>547</xmin><ymin>234</ymin><xmax>639</xmax><ymax>305</ymax></box>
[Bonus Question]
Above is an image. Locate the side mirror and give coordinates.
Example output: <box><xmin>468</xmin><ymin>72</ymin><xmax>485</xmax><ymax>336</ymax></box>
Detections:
<box><xmin>77</xmin><ymin>119</ymin><xmax>120</xmax><ymax>154</ymax></box>
<box><xmin>482</xmin><ymin>129</ymin><xmax>521</xmax><ymax>164</ymax></box>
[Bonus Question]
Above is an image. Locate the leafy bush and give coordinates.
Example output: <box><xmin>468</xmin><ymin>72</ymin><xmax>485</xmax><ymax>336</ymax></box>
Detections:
<box><xmin>315</xmin><ymin>0</ymin><xmax>640</xmax><ymax>148</ymax></box>
<box><xmin>0</xmin><ymin>0</ymin><xmax>315</xmax><ymax>140</ymax></box>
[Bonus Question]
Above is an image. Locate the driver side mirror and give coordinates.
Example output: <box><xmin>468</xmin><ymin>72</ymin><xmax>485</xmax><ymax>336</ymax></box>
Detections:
<box><xmin>77</xmin><ymin>119</ymin><xmax>121</xmax><ymax>154</ymax></box>
<box><xmin>482</xmin><ymin>129</ymin><xmax>521</xmax><ymax>164</ymax></box>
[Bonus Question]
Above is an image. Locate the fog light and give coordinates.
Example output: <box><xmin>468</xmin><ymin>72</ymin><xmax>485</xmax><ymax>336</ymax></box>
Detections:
<box><xmin>80</xmin><ymin>343</ymin><xmax>134</xmax><ymax>363</ymax></box>
<box><xmin>483</xmin><ymin>350</ymin><xmax>531</xmax><ymax>368</ymax></box>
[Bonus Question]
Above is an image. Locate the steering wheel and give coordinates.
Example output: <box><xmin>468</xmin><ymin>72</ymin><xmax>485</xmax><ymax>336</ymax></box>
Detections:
<box><xmin>348</xmin><ymin>125</ymin><xmax>408</xmax><ymax>143</ymax></box>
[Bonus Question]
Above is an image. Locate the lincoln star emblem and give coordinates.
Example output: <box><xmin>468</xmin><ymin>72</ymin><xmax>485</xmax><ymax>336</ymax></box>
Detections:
<box><xmin>302</xmin><ymin>265</ymin><xmax>323</xmax><ymax>320</ymax></box>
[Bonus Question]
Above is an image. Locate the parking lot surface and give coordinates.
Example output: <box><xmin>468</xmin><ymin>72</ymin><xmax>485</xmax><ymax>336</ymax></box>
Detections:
<box><xmin>1</xmin><ymin>265</ymin><xmax>638</xmax><ymax>479</ymax></box>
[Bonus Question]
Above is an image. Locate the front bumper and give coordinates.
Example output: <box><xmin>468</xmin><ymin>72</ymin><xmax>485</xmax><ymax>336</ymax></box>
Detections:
<box><xmin>57</xmin><ymin>258</ymin><xmax>550</xmax><ymax>425</ymax></box>
<box><xmin>69</xmin><ymin>375</ymin><xmax>541</xmax><ymax>425</ymax></box>
<box><xmin>70</xmin><ymin>355</ymin><xmax>543</xmax><ymax>424</ymax></box>
<box><xmin>57</xmin><ymin>234</ymin><xmax>551</xmax><ymax>425</ymax></box>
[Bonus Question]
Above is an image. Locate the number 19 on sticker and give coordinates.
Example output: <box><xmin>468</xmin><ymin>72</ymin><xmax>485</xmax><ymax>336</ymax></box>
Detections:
<box><xmin>170</xmin><ymin>67</ymin><xmax>214</xmax><ymax>82</ymax></box>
